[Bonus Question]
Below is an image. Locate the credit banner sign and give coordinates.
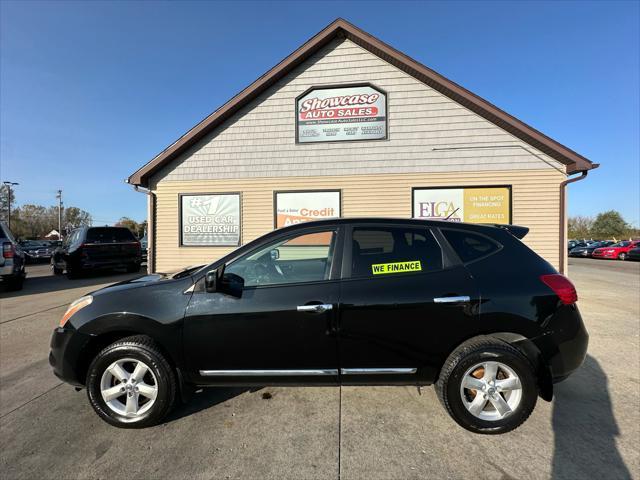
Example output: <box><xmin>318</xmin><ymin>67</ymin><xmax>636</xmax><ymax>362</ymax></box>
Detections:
<box><xmin>180</xmin><ymin>194</ymin><xmax>240</xmax><ymax>246</ymax></box>
<box><xmin>296</xmin><ymin>85</ymin><xmax>387</xmax><ymax>143</ymax></box>
<box><xmin>275</xmin><ymin>191</ymin><xmax>340</xmax><ymax>228</ymax></box>
<box><xmin>413</xmin><ymin>187</ymin><xmax>511</xmax><ymax>224</ymax></box>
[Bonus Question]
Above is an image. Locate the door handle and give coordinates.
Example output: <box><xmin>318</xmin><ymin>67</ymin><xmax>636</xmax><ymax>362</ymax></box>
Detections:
<box><xmin>433</xmin><ymin>296</ymin><xmax>471</xmax><ymax>304</ymax></box>
<box><xmin>297</xmin><ymin>304</ymin><xmax>333</xmax><ymax>313</ymax></box>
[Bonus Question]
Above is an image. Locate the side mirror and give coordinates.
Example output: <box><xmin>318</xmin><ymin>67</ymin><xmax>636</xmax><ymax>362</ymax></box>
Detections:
<box><xmin>270</xmin><ymin>248</ymin><xmax>280</xmax><ymax>261</ymax></box>
<box><xmin>204</xmin><ymin>267</ymin><xmax>244</xmax><ymax>297</ymax></box>
<box><xmin>205</xmin><ymin>268</ymin><xmax>223</xmax><ymax>293</ymax></box>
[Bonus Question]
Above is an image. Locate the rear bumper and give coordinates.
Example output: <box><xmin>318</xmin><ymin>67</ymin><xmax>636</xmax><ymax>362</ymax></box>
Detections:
<box><xmin>49</xmin><ymin>327</ymin><xmax>92</xmax><ymax>386</ymax></box>
<box><xmin>531</xmin><ymin>304</ymin><xmax>589</xmax><ymax>382</ymax></box>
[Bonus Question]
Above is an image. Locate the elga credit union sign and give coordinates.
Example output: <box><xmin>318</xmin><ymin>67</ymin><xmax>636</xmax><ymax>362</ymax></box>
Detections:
<box><xmin>275</xmin><ymin>191</ymin><xmax>341</xmax><ymax>228</ymax></box>
<box><xmin>180</xmin><ymin>193</ymin><xmax>241</xmax><ymax>246</ymax></box>
<box><xmin>296</xmin><ymin>85</ymin><xmax>387</xmax><ymax>143</ymax></box>
<box><xmin>413</xmin><ymin>187</ymin><xmax>511</xmax><ymax>224</ymax></box>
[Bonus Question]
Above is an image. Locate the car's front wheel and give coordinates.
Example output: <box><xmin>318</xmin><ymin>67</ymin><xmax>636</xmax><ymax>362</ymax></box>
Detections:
<box><xmin>618</xmin><ymin>252</ymin><xmax>627</xmax><ymax>261</ymax></box>
<box><xmin>86</xmin><ymin>335</ymin><xmax>177</xmax><ymax>428</ymax></box>
<box><xmin>435</xmin><ymin>336</ymin><xmax>537</xmax><ymax>434</ymax></box>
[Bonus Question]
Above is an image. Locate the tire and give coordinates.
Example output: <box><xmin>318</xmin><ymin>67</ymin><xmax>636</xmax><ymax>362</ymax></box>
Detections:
<box><xmin>52</xmin><ymin>265</ymin><xmax>63</xmax><ymax>275</ymax></box>
<box><xmin>618</xmin><ymin>253</ymin><xmax>627</xmax><ymax>261</ymax></box>
<box><xmin>126</xmin><ymin>263</ymin><xmax>141</xmax><ymax>273</ymax></box>
<box><xmin>66</xmin><ymin>266</ymin><xmax>81</xmax><ymax>279</ymax></box>
<box><xmin>435</xmin><ymin>336</ymin><xmax>537</xmax><ymax>434</ymax></box>
<box><xmin>86</xmin><ymin>335</ymin><xmax>177</xmax><ymax>428</ymax></box>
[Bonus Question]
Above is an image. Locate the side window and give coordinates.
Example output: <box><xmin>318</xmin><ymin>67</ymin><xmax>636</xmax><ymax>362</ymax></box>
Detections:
<box><xmin>225</xmin><ymin>230</ymin><xmax>336</xmax><ymax>287</ymax></box>
<box><xmin>350</xmin><ymin>227</ymin><xmax>443</xmax><ymax>278</ymax></box>
<box><xmin>441</xmin><ymin>229</ymin><xmax>501</xmax><ymax>263</ymax></box>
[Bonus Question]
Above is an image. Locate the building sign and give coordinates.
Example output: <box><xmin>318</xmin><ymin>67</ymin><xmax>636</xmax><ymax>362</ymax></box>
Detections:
<box><xmin>296</xmin><ymin>84</ymin><xmax>387</xmax><ymax>143</ymax></box>
<box><xmin>180</xmin><ymin>193</ymin><xmax>240</xmax><ymax>246</ymax></box>
<box><xmin>412</xmin><ymin>186</ymin><xmax>511</xmax><ymax>224</ymax></box>
<box><xmin>275</xmin><ymin>191</ymin><xmax>341</xmax><ymax>228</ymax></box>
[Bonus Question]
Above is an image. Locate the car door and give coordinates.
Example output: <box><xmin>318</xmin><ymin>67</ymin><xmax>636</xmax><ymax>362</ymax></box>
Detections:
<box><xmin>183</xmin><ymin>225</ymin><xmax>343</xmax><ymax>385</ymax></box>
<box><xmin>338</xmin><ymin>223</ymin><xmax>479</xmax><ymax>385</ymax></box>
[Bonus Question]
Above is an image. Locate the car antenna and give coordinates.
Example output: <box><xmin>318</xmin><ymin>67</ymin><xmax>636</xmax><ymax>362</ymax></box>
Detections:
<box><xmin>444</xmin><ymin>208</ymin><xmax>460</xmax><ymax>221</ymax></box>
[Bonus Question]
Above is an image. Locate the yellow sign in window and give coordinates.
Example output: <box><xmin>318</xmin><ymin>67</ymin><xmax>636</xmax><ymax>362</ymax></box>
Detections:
<box><xmin>371</xmin><ymin>261</ymin><xmax>422</xmax><ymax>275</ymax></box>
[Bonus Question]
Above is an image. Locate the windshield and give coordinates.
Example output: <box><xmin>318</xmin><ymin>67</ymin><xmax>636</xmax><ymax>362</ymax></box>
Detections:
<box><xmin>611</xmin><ymin>241</ymin><xmax>630</xmax><ymax>247</ymax></box>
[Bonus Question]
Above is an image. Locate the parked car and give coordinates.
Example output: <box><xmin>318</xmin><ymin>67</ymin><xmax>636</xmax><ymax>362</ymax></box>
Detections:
<box><xmin>0</xmin><ymin>221</ymin><xmax>26</xmax><ymax>290</ymax></box>
<box><xmin>568</xmin><ymin>240</ymin><xmax>615</xmax><ymax>258</ymax></box>
<box><xmin>626</xmin><ymin>247</ymin><xmax>640</xmax><ymax>261</ymax></box>
<box><xmin>140</xmin><ymin>235</ymin><xmax>148</xmax><ymax>264</ymax></box>
<box><xmin>20</xmin><ymin>240</ymin><xmax>56</xmax><ymax>263</ymax></box>
<box><xmin>51</xmin><ymin>226</ymin><xmax>142</xmax><ymax>278</ymax></box>
<box><xmin>50</xmin><ymin>218</ymin><xmax>588</xmax><ymax>434</ymax></box>
<box><xmin>592</xmin><ymin>240</ymin><xmax>640</xmax><ymax>260</ymax></box>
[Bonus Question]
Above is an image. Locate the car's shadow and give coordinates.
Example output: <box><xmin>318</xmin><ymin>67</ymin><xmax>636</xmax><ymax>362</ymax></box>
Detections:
<box><xmin>0</xmin><ymin>269</ymin><xmax>141</xmax><ymax>298</ymax></box>
<box><xmin>166</xmin><ymin>387</ymin><xmax>263</xmax><ymax>423</ymax></box>
<box><xmin>551</xmin><ymin>354</ymin><xmax>631</xmax><ymax>479</ymax></box>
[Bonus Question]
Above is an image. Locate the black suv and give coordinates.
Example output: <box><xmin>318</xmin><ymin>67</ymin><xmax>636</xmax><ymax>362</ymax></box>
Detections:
<box><xmin>49</xmin><ymin>219</ymin><xmax>588</xmax><ymax>433</ymax></box>
<box><xmin>51</xmin><ymin>226</ymin><xmax>142</xmax><ymax>278</ymax></box>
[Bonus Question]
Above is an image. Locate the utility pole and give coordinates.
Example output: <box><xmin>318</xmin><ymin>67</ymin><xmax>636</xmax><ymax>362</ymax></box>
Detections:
<box><xmin>56</xmin><ymin>190</ymin><xmax>63</xmax><ymax>241</ymax></box>
<box><xmin>3</xmin><ymin>181</ymin><xmax>19</xmax><ymax>230</ymax></box>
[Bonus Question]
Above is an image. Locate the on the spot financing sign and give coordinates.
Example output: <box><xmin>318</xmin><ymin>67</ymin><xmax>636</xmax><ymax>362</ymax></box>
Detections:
<box><xmin>275</xmin><ymin>191</ymin><xmax>340</xmax><ymax>228</ymax></box>
<box><xmin>413</xmin><ymin>187</ymin><xmax>511</xmax><ymax>224</ymax></box>
<box><xmin>297</xmin><ymin>85</ymin><xmax>387</xmax><ymax>143</ymax></box>
<box><xmin>180</xmin><ymin>193</ymin><xmax>240</xmax><ymax>246</ymax></box>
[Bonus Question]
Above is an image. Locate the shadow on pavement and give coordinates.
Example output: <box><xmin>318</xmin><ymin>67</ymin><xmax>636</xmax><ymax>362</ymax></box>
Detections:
<box><xmin>552</xmin><ymin>355</ymin><xmax>631</xmax><ymax>479</ymax></box>
<box><xmin>166</xmin><ymin>387</ymin><xmax>260</xmax><ymax>423</ymax></box>
<box><xmin>0</xmin><ymin>269</ymin><xmax>141</xmax><ymax>298</ymax></box>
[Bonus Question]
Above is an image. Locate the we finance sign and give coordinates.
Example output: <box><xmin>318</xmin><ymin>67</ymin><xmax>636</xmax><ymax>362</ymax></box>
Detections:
<box><xmin>296</xmin><ymin>84</ymin><xmax>387</xmax><ymax>143</ymax></box>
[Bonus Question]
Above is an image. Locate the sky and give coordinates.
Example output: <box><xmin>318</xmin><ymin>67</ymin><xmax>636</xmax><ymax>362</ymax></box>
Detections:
<box><xmin>1</xmin><ymin>0</ymin><xmax>639</xmax><ymax>226</ymax></box>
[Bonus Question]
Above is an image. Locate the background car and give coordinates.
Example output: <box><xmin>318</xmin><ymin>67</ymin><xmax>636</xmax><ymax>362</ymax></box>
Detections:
<box><xmin>20</xmin><ymin>240</ymin><xmax>56</xmax><ymax>263</ymax></box>
<box><xmin>51</xmin><ymin>226</ymin><xmax>142</xmax><ymax>278</ymax></box>
<box><xmin>568</xmin><ymin>240</ymin><xmax>615</xmax><ymax>258</ymax></box>
<box><xmin>0</xmin><ymin>221</ymin><xmax>26</xmax><ymax>291</ymax></box>
<box><xmin>140</xmin><ymin>234</ymin><xmax>148</xmax><ymax>264</ymax></box>
<box><xmin>592</xmin><ymin>240</ymin><xmax>640</xmax><ymax>260</ymax></box>
<box><xmin>626</xmin><ymin>247</ymin><xmax>640</xmax><ymax>261</ymax></box>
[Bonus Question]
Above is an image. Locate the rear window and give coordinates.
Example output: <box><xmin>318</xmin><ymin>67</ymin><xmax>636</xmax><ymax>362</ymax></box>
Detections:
<box><xmin>350</xmin><ymin>227</ymin><xmax>443</xmax><ymax>278</ymax></box>
<box><xmin>86</xmin><ymin>228</ymin><xmax>136</xmax><ymax>244</ymax></box>
<box><xmin>442</xmin><ymin>229</ymin><xmax>501</xmax><ymax>263</ymax></box>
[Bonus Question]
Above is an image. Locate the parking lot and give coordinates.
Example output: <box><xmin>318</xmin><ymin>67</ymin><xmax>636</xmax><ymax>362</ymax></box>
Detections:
<box><xmin>1</xmin><ymin>259</ymin><xmax>638</xmax><ymax>480</ymax></box>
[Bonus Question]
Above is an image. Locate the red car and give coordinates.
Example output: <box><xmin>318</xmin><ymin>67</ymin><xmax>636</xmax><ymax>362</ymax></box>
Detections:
<box><xmin>592</xmin><ymin>240</ymin><xmax>640</xmax><ymax>260</ymax></box>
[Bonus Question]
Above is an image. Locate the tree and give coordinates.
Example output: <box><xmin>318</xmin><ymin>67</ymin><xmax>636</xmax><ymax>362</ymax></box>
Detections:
<box><xmin>590</xmin><ymin>210</ymin><xmax>631</xmax><ymax>240</ymax></box>
<box><xmin>568</xmin><ymin>215</ymin><xmax>594</xmax><ymax>240</ymax></box>
<box><xmin>116</xmin><ymin>217</ymin><xmax>144</xmax><ymax>238</ymax></box>
<box><xmin>0</xmin><ymin>184</ymin><xmax>16</xmax><ymax>223</ymax></box>
<box><xmin>63</xmin><ymin>206</ymin><xmax>92</xmax><ymax>230</ymax></box>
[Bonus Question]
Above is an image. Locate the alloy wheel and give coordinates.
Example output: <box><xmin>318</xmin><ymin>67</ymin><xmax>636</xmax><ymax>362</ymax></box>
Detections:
<box><xmin>459</xmin><ymin>361</ymin><xmax>523</xmax><ymax>421</ymax></box>
<box><xmin>100</xmin><ymin>358</ymin><xmax>158</xmax><ymax>418</ymax></box>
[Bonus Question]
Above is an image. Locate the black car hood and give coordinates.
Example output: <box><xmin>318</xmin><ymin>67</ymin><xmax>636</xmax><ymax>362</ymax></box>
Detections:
<box><xmin>90</xmin><ymin>264</ymin><xmax>204</xmax><ymax>297</ymax></box>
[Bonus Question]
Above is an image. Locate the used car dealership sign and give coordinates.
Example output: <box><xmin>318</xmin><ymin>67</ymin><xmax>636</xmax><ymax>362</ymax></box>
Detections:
<box><xmin>297</xmin><ymin>85</ymin><xmax>387</xmax><ymax>143</ymax></box>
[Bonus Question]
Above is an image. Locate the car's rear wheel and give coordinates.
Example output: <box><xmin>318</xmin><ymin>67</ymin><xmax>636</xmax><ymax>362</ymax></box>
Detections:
<box><xmin>86</xmin><ymin>335</ymin><xmax>177</xmax><ymax>428</ymax></box>
<box><xmin>52</xmin><ymin>264</ymin><xmax>63</xmax><ymax>275</ymax></box>
<box><xmin>618</xmin><ymin>252</ymin><xmax>627</xmax><ymax>261</ymax></box>
<box><xmin>435</xmin><ymin>336</ymin><xmax>537</xmax><ymax>434</ymax></box>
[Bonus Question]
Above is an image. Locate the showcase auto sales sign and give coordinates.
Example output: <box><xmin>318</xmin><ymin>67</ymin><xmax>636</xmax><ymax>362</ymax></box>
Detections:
<box><xmin>297</xmin><ymin>85</ymin><xmax>387</xmax><ymax>143</ymax></box>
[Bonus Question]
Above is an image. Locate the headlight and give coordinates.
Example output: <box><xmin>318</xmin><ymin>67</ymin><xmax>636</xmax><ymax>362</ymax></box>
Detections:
<box><xmin>606</xmin><ymin>249</ymin><xmax>615</xmax><ymax>253</ymax></box>
<box><xmin>59</xmin><ymin>295</ymin><xmax>93</xmax><ymax>327</ymax></box>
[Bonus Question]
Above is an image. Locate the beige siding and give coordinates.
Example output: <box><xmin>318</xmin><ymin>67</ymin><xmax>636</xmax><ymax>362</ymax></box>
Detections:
<box><xmin>151</xmin><ymin>38</ymin><xmax>564</xmax><ymax>184</ymax></box>
<box><xmin>152</xmin><ymin>169</ymin><xmax>564</xmax><ymax>272</ymax></box>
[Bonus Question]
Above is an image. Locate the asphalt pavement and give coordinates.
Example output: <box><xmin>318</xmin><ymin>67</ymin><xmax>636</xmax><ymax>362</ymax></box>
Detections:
<box><xmin>0</xmin><ymin>259</ymin><xmax>638</xmax><ymax>479</ymax></box>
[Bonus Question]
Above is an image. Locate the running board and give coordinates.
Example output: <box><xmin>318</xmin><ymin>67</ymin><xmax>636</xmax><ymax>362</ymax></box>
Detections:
<box><xmin>199</xmin><ymin>368</ymin><xmax>417</xmax><ymax>376</ymax></box>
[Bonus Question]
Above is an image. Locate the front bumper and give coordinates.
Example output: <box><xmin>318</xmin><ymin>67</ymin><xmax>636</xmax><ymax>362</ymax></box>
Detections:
<box><xmin>531</xmin><ymin>304</ymin><xmax>589</xmax><ymax>382</ymax></box>
<box><xmin>49</xmin><ymin>327</ymin><xmax>92</xmax><ymax>386</ymax></box>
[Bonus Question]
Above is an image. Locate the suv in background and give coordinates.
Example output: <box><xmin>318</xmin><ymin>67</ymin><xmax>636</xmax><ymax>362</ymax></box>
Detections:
<box><xmin>51</xmin><ymin>226</ymin><xmax>142</xmax><ymax>278</ymax></box>
<box><xmin>0</xmin><ymin>221</ymin><xmax>26</xmax><ymax>290</ymax></box>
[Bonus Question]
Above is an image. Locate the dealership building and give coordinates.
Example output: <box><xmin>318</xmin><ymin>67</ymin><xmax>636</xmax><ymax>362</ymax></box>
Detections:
<box><xmin>128</xmin><ymin>19</ymin><xmax>596</xmax><ymax>274</ymax></box>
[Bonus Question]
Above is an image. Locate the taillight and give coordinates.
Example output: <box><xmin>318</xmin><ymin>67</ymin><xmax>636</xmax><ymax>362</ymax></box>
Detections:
<box><xmin>540</xmin><ymin>274</ymin><xmax>578</xmax><ymax>305</ymax></box>
<box><xmin>2</xmin><ymin>242</ymin><xmax>14</xmax><ymax>258</ymax></box>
